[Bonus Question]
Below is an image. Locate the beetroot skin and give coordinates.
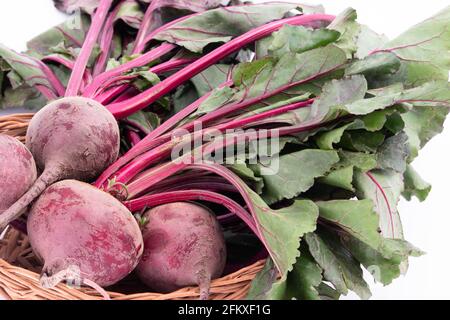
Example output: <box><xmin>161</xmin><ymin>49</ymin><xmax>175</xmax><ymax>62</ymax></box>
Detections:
<box><xmin>27</xmin><ymin>180</ymin><xmax>143</xmax><ymax>288</ymax></box>
<box><xmin>0</xmin><ymin>97</ymin><xmax>120</xmax><ymax>230</ymax></box>
<box><xmin>0</xmin><ymin>134</ymin><xmax>37</xmax><ymax>213</ymax></box>
<box><xmin>136</xmin><ymin>202</ymin><xmax>226</xmax><ymax>299</ymax></box>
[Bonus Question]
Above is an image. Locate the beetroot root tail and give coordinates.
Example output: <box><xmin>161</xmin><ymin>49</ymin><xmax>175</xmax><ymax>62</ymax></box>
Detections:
<box><xmin>40</xmin><ymin>263</ymin><xmax>110</xmax><ymax>300</ymax></box>
<box><xmin>0</xmin><ymin>167</ymin><xmax>61</xmax><ymax>230</ymax></box>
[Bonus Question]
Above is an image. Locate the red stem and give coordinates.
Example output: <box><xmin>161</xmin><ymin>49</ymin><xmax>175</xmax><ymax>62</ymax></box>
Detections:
<box><xmin>132</xmin><ymin>0</ymin><xmax>159</xmax><ymax>54</ymax></box>
<box><xmin>107</xmin><ymin>14</ymin><xmax>336</xmax><ymax>118</ymax></box>
<box><xmin>93</xmin><ymin>80</ymin><xmax>232</xmax><ymax>188</ymax></box>
<box><xmin>93</xmin><ymin>2</ymin><xmax>123</xmax><ymax>76</ymax></box>
<box><xmin>83</xmin><ymin>43</ymin><xmax>176</xmax><ymax>97</ymax></box>
<box><xmin>65</xmin><ymin>0</ymin><xmax>113</xmax><ymax>96</ymax></box>
<box><xmin>93</xmin><ymin>57</ymin><xmax>194</xmax><ymax>101</ymax></box>
<box><xmin>126</xmin><ymin>130</ymin><xmax>142</xmax><ymax>147</ymax></box>
<box><xmin>124</xmin><ymin>189</ymin><xmax>259</xmax><ymax>236</ymax></box>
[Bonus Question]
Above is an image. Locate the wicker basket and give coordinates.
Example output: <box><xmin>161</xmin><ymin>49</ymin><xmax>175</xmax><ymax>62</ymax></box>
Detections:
<box><xmin>0</xmin><ymin>113</ymin><xmax>265</xmax><ymax>300</ymax></box>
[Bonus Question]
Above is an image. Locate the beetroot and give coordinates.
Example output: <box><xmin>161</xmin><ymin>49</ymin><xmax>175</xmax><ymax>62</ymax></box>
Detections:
<box><xmin>136</xmin><ymin>202</ymin><xmax>226</xmax><ymax>299</ymax></box>
<box><xmin>0</xmin><ymin>134</ymin><xmax>37</xmax><ymax>213</ymax></box>
<box><xmin>27</xmin><ymin>180</ymin><xmax>143</xmax><ymax>289</ymax></box>
<box><xmin>0</xmin><ymin>97</ymin><xmax>120</xmax><ymax>230</ymax></box>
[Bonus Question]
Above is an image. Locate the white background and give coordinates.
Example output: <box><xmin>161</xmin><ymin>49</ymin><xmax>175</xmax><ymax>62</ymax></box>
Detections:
<box><xmin>0</xmin><ymin>0</ymin><xmax>449</xmax><ymax>300</ymax></box>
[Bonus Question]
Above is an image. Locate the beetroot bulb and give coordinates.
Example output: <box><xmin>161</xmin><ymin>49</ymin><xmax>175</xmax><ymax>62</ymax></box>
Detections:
<box><xmin>0</xmin><ymin>134</ymin><xmax>37</xmax><ymax>213</ymax></box>
<box><xmin>136</xmin><ymin>202</ymin><xmax>227</xmax><ymax>300</ymax></box>
<box><xmin>27</xmin><ymin>180</ymin><xmax>144</xmax><ymax>293</ymax></box>
<box><xmin>0</xmin><ymin>97</ymin><xmax>120</xmax><ymax>230</ymax></box>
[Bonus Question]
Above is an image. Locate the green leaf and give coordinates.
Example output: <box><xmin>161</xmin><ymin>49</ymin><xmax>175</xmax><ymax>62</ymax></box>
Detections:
<box><xmin>403</xmin><ymin>164</ymin><xmax>432</xmax><ymax>201</ymax></box>
<box><xmin>318</xmin><ymin>282</ymin><xmax>341</xmax><ymax>300</ymax></box>
<box><xmin>316</xmin><ymin>198</ymin><xmax>419</xmax><ymax>283</ymax></box>
<box><xmin>53</xmin><ymin>0</ymin><xmax>100</xmax><ymax>14</ymax></box>
<box><xmin>315</xmin><ymin>122</ymin><xmax>357</xmax><ymax>150</ymax></box>
<box><xmin>318</xmin><ymin>166</ymin><xmax>355</xmax><ymax>192</ymax></box>
<box><xmin>345</xmin><ymin>52</ymin><xmax>401</xmax><ymax>77</ymax></box>
<box><xmin>251</xmin><ymin>149</ymin><xmax>339</xmax><ymax>204</ymax></box>
<box><xmin>344</xmin><ymin>81</ymin><xmax>450</xmax><ymax>115</ymax></box>
<box><xmin>195</xmin><ymin>45</ymin><xmax>347</xmax><ymax>117</ymax></box>
<box><xmin>355</xmin><ymin>25</ymin><xmax>389</xmax><ymax>59</ymax></box>
<box><xmin>401</xmin><ymin>106</ymin><xmax>448</xmax><ymax>160</ymax></box>
<box><xmin>228</xmin><ymin>163</ymin><xmax>264</xmax><ymax>194</ymax></box>
<box><xmin>310</xmin><ymin>75</ymin><xmax>368</xmax><ymax>122</ymax></box>
<box><xmin>267</xmin><ymin>25</ymin><xmax>340</xmax><ymax>58</ymax></box>
<box><xmin>115</xmin><ymin>0</ymin><xmax>144</xmax><ymax>29</ymax></box>
<box><xmin>125</xmin><ymin>110</ymin><xmax>161</xmax><ymax>134</ymax></box>
<box><xmin>377</xmin><ymin>132</ymin><xmax>410</xmax><ymax>173</ymax></box>
<box><xmin>342</xmin><ymin>236</ymin><xmax>423</xmax><ymax>285</ymax></box>
<box><xmin>328</xmin><ymin>8</ymin><xmax>388</xmax><ymax>59</ymax></box>
<box><xmin>305</xmin><ymin>232</ymin><xmax>371</xmax><ymax>299</ymax></box>
<box><xmin>172</xmin><ymin>83</ymin><xmax>199</xmax><ymax>114</ymax></box>
<box><xmin>246</xmin><ymin>259</ymin><xmax>279</xmax><ymax>300</ymax></box>
<box><xmin>340</xmin><ymin>130</ymin><xmax>385</xmax><ymax>153</ymax></box>
<box><xmin>316</xmin><ymin>199</ymin><xmax>384</xmax><ymax>250</ymax></box>
<box><xmin>191</xmin><ymin>64</ymin><xmax>232</xmax><ymax>96</ymax></box>
<box><xmin>338</xmin><ymin>151</ymin><xmax>378</xmax><ymax>172</ymax></box>
<box><xmin>0</xmin><ymin>85</ymin><xmax>45</xmax><ymax>109</ymax></box>
<box><xmin>327</xmin><ymin>8</ymin><xmax>360</xmax><ymax>58</ymax></box>
<box><xmin>279</xmin><ymin>249</ymin><xmax>323</xmax><ymax>300</ymax></box>
<box><xmin>153</xmin><ymin>3</ymin><xmax>298</xmax><ymax>53</ymax></box>
<box><xmin>380</xmin><ymin>6</ymin><xmax>450</xmax><ymax>85</ymax></box>
<box><xmin>254</xmin><ymin>248</ymin><xmax>323</xmax><ymax>300</ymax></box>
<box><xmin>354</xmin><ymin>170</ymin><xmax>404</xmax><ymax>240</ymax></box>
<box><xmin>249</xmin><ymin>192</ymin><xmax>319</xmax><ymax>276</ymax></box>
<box><xmin>0</xmin><ymin>44</ymin><xmax>58</xmax><ymax>105</ymax></box>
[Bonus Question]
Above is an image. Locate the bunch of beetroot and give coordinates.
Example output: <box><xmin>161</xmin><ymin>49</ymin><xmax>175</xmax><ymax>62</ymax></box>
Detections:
<box><xmin>1</xmin><ymin>0</ymin><xmax>450</xmax><ymax>300</ymax></box>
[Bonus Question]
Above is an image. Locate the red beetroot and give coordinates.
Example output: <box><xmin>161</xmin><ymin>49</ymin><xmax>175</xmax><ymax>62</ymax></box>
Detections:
<box><xmin>136</xmin><ymin>202</ymin><xmax>226</xmax><ymax>299</ymax></box>
<box><xmin>0</xmin><ymin>134</ymin><xmax>37</xmax><ymax>213</ymax></box>
<box><xmin>27</xmin><ymin>180</ymin><xmax>143</xmax><ymax>289</ymax></box>
<box><xmin>0</xmin><ymin>97</ymin><xmax>120</xmax><ymax>230</ymax></box>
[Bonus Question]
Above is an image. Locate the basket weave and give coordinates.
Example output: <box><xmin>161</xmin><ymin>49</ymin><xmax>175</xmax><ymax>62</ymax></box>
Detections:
<box><xmin>0</xmin><ymin>113</ymin><xmax>265</xmax><ymax>300</ymax></box>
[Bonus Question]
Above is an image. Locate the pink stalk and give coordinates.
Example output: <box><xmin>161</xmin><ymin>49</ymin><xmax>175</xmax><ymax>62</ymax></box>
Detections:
<box><xmin>35</xmin><ymin>60</ymin><xmax>66</xmax><ymax>97</ymax></box>
<box><xmin>133</xmin><ymin>12</ymin><xmax>194</xmax><ymax>54</ymax></box>
<box><xmin>93</xmin><ymin>2</ymin><xmax>123</xmax><ymax>76</ymax></box>
<box><xmin>107</xmin><ymin>14</ymin><xmax>336</xmax><ymax>118</ymax></box>
<box><xmin>123</xmin><ymin>189</ymin><xmax>259</xmax><ymax>236</ymax></box>
<box><xmin>35</xmin><ymin>85</ymin><xmax>57</xmax><ymax>100</ymax></box>
<box><xmin>94</xmin><ymin>134</ymin><xmax>172</xmax><ymax>187</ymax></box>
<box><xmin>42</xmin><ymin>54</ymin><xmax>75</xmax><ymax>71</ymax></box>
<box><xmin>132</xmin><ymin>0</ymin><xmax>160</xmax><ymax>54</ymax></box>
<box><xmin>95</xmin><ymin>86</ymin><xmax>129</xmax><ymax>104</ymax></box>
<box><xmin>109</xmin><ymin>98</ymin><xmax>314</xmax><ymax>185</ymax></box>
<box><xmin>93</xmin><ymin>57</ymin><xmax>194</xmax><ymax>103</ymax></box>
<box><xmin>113</xmin><ymin>135</ymin><xmax>188</xmax><ymax>184</ymax></box>
<box><xmin>111</xmin><ymin>87</ymin><xmax>140</xmax><ymax>103</ymax></box>
<box><xmin>83</xmin><ymin>43</ymin><xmax>176</xmax><ymax>97</ymax></box>
<box><xmin>215</xmin><ymin>99</ymin><xmax>314</xmax><ymax>131</ymax></box>
<box><xmin>123</xmin><ymin>118</ymin><xmax>328</xmax><ymax>193</ymax></box>
<box><xmin>126</xmin><ymin>160</ymin><xmax>190</xmax><ymax>197</ymax></box>
<box><xmin>140</xmin><ymin>169</ymin><xmax>213</xmax><ymax>191</ymax></box>
<box><xmin>65</xmin><ymin>0</ymin><xmax>113</xmax><ymax>97</ymax></box>
<box><xmin>149</xmin><ymin>57</ymin><xmax>195</xmax><ymax>74</ymax></box>
<box><xmin>126</xmin><ymin>130</ymin><xmax>142</xmax><ymax>147</ymax></box>
<box><xmin>93</xmin><ymin>80</ymin><xmax>232</xmax><ymax>188</ymax></box>
<box><xmin>156</xmin><ymin>181</ymin><xmax>237</xmax><ymax>194</ymax></box>
<box><xmin>94</xmin><ymin>75</ymin><xmax>137</xmax><ymax>96</ymax></box>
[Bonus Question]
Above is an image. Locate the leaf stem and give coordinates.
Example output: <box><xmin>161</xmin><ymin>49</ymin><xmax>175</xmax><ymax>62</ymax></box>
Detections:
<box><xmin>65</xmin><ymin>0</ymin><xmax>113</xmax><ymax>97</ymax></box>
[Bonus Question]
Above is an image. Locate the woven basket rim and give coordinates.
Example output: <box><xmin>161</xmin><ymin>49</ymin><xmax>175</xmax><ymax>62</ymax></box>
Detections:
<box><xmin>0</xmin><ymin>113</ymin><xmax>265</xmax><ymax>300</ymax></box>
